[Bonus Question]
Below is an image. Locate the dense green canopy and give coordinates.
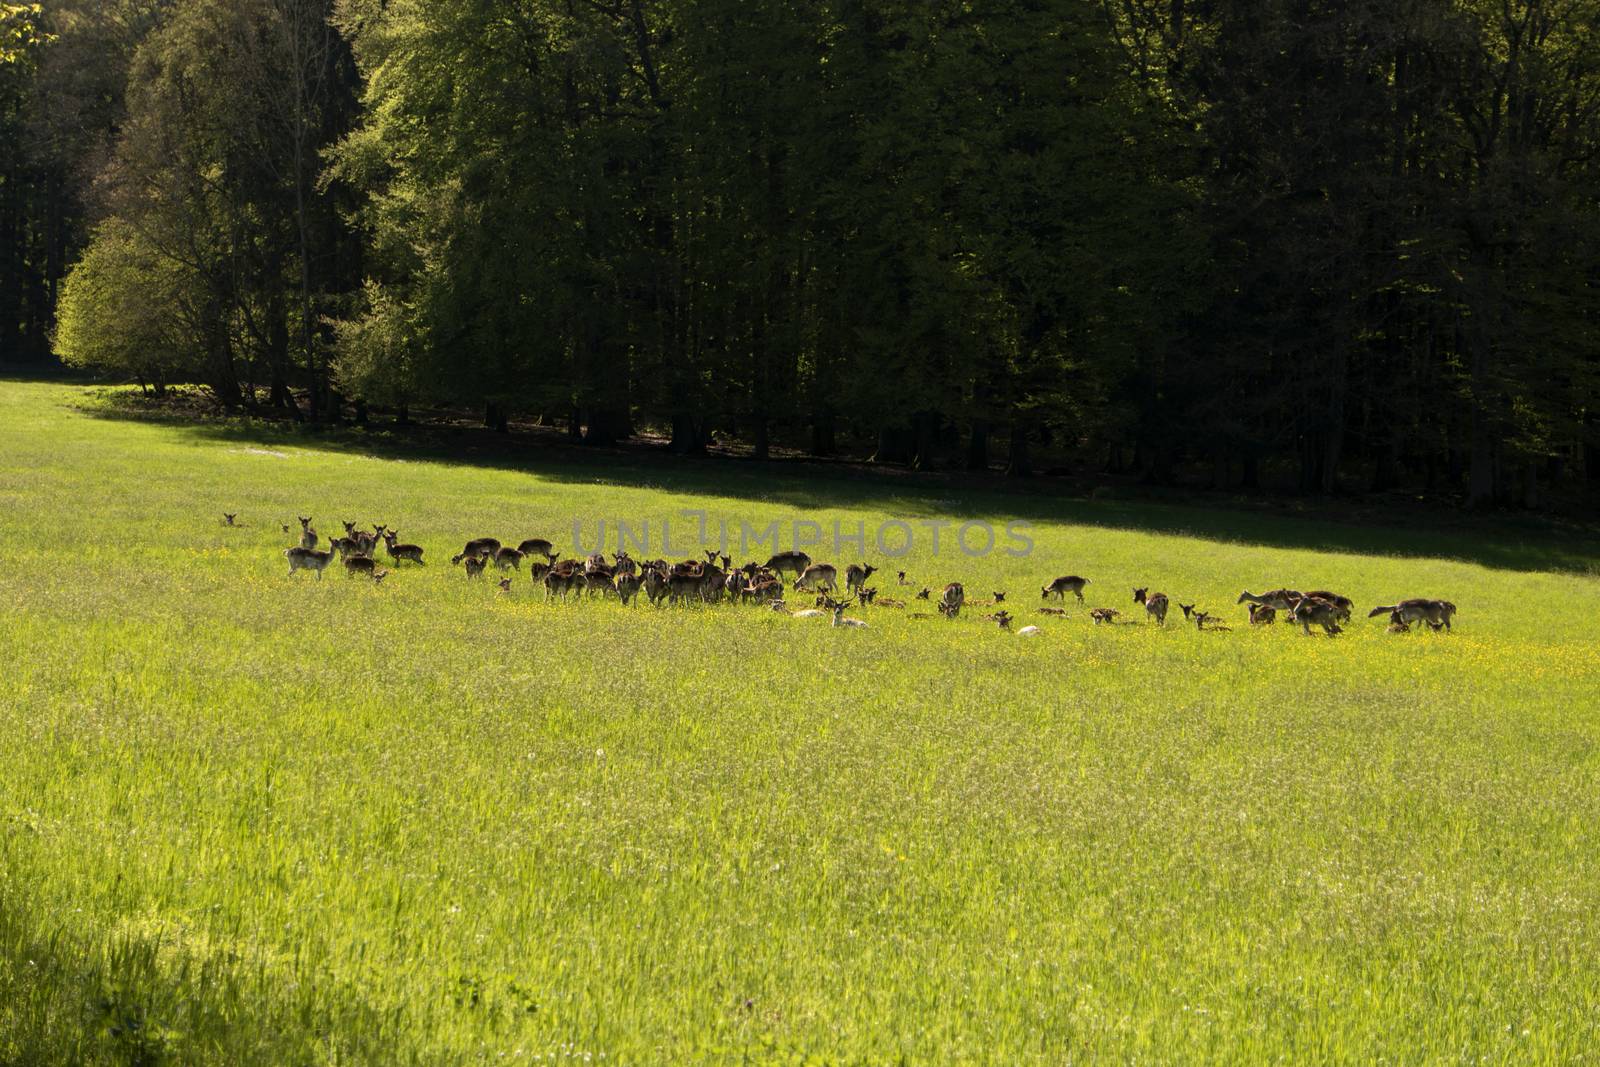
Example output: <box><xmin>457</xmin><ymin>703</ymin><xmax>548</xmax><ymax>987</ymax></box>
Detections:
<box><xmin>4</xmin><ymin>0</ymin><xmax>1598</xmax><ymax>506</ymax></box>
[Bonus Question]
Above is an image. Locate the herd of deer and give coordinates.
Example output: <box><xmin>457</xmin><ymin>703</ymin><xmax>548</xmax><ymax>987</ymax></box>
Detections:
<box><xmin>265</xmin><ymin>515</ymin><xmax>1457</xmax><ymax>636</ymax></box>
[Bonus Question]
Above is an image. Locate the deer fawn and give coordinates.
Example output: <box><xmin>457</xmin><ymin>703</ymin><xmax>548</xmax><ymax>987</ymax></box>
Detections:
<box><xmin>1089</xmin><ymin>608</ymin><xmax>1120</xmax><ymax>624</ymax></box>
<box><xmin>381</xmin><ymin>531</ymin><xmax>425</xmax><ymax>566</ymax></box>
<box><xmin>298</xmin><ymin>517</ymin><xmax>318</xmax><ymax>550</ymax></box>
<box><xmin>1133</xmin><ymin>588</ymin><xmax>1169</xmax><ymax>625</ymax></box>
<box><xmin>1042</xmin><ymin>576</ymin><xmax>1090</xmax><ymax>603</ymax></box>
<box><xmin>285</xmin><ymin>545</ymin><xmax>334</xmax><ymax>579</ymax></box>
<box><xmin>1247</xmin><ymin>603</ymin><xmax>1277</xmax><ymax>626</ymax></box>
<box><xmin>222</xmin><ymin>513</ymin><xmax>237</xmax><ymax>526</ymax></box>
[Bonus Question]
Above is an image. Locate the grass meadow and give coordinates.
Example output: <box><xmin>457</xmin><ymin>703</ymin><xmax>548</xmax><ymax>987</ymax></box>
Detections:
<box><xmin>2</xmin><ymin>378</ymin><xmax>1599</xmax><ymax>1064</ymax></box>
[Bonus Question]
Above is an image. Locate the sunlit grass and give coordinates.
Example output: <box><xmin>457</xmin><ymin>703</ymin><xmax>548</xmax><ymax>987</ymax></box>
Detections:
<box><xmin>1</xmin><ymin>379</ymin><xmax>1598</xmax><ymax>1063</ymax></box>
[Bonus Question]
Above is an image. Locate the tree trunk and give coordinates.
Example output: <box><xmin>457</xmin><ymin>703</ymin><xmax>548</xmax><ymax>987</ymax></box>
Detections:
<box><xmin>1006</xmin><ymin>423</ymin><xmax>1032</xmax><ymax>477</ymax></box>
<box><xmin>967</xmin><ymin>419</ymin><xmax>990</xmax><ymax>472</ymax></box>
<box><xmin>751</xmin><ymin>415</ymin><xmax>770</xmax><ymax>461</ymax></box>
<box><xmin>810</xmin><ymin>411</ymin><xmax>836</xmax><ymax>456</ymax></box>
<box><xmin>586</xmin><ymin>406</ymin><xmax>631</xmax><ymax>446</ymax></box>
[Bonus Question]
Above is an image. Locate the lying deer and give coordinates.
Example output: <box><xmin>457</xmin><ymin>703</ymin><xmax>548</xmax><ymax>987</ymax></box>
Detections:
<box><xmin>1247</xmin><ymin>604</ymin><xmax>1277</xmax><ymax>626</ymax></box>
<box><xmin>222</xmin><ymin>513</ymin><xmax>237</xmax><ymax>527</ymax></box>
<box><xmin>826</xmin><ymin>596</ymin><xmax>869</xmax><ymax>629</ymax></box>
<box><xmin>1041</xmin><ymin>575</ymin><xmax>1090</xmax><ymax>603</ymax></box>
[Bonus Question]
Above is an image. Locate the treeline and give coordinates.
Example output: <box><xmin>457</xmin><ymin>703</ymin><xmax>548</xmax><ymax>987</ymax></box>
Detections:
<box><xmin>4</xmin><ymin>0</ymin><xmax>1599</xmax><ymax>506</ymax></box>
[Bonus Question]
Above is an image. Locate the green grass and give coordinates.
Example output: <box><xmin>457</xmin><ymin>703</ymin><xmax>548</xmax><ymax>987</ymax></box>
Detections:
<box><xmin>2</xmin><ymin>379</ymin><xmax>1599</xmax><ymax>1064</ymax></box>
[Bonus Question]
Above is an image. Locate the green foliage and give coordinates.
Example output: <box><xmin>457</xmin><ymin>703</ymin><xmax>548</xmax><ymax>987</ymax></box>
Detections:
<box><xmin>55</xmin><ymin>220</ymin><xmax>196</xmax><ymax>387</ymax></box>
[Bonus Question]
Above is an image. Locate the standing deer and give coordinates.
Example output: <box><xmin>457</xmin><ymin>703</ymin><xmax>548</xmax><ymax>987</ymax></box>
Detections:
<box><xmin>285</xmin><ymin>546</ymin><xmax>334</xmax><ymax>579</ymax></box>
<box><xmin>382</xmin><ymin>531</ymin><xmax>425</xmax><ymax>566</ymax></box>
<box><xmin>1133</xmin><ymin>588</ymin><xmax>1169</xmax><ymax>625</ymax></box>
<box><xmin>844</xmin><ymin>563</ymin><xmax>877</xmax><ymax>595</ymax></box>
<box><xmin>938</xmin><ymin>582</ymin><xmax>965</xmax><ymax>618</ymax></box>
<box><xmin>298</xmin><ymin>517</ymin><xmax>318</xmax><ymax>550</ymax></box>
<box><xmin>517</xmin><ymin>538</ymin><xmax>557</xmax><ymax>562</ymax></box>
<box><xmin>1041</xmin><ymin>575</ymin><xmax>1090</xmax><ymax>603</ymax></box>
<box><xmin>765</xmin><ymin>551</ymin><xmax>814</xmax><ymax>582</ymax></box>
<box><xmin>794</xmin><ymin>563</ymin><xmax>838</xmax><ymax>595</ymax></box>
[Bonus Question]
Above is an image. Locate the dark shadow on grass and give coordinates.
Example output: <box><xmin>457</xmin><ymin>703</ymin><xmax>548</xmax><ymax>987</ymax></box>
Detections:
<box><xmin>62</xmin><ymin>383</ymin><xmax>1600</xmax><ymax>577</ymax></box>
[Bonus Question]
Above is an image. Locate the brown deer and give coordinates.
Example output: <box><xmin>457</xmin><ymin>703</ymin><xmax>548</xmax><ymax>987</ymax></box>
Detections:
<box><xmin>1237</xmin><ymin>589</ymin><xmax>1302</xmax><ymax>612</ymax></box>
<box><xmin>344</xmin><ymin>554</ymin><xmax>378</xmax><ymax>578</ymax></box>
<box><xmin>1041</xmin><ymin>576</ymin><xmax>1090</xmax><ymax>603</ymax></box>
<box><xmin>343</xmin><ymin>521</ymin><xmax>378</xmax><ymax>554</ymax></box>
<box><xmin>615</xmin><ymin>572</ymin><xmax>643</xmax><ymax>605</ymax></box>
<box><xmin>544</xmin><ymin>565</ymin><xmax>583</xmax><ymax>600</ymax></box>
<box><xmin>1133</xmin><ymin>588</ymin><xmax>1168</xmax><ymax>625</ymax></box>
<box><xmin>494</xmin><ymin>546</ymin><xmax>525</xmax><ymax>571</ymax></box>
<box><xmin>1368</xmin><ymin>599</ymin><xmax>1456</xmax><ymax>631</ymax></box>
<box><xmin>464</xmin><ymin>554</ymin><xmax>489</xmax><ymax>580</ymax></box>
<box><xmin>460</xmin><ymin>537</ymin><xmax>502</xmax><ymax>561</ymax></box>
<box><xmin>298</xmin><ymin>516</ymin><xmax>318</xmax><ymax>550</ymax></box>
<box><xmin>938</xmin><ymin>582</ymin><xmax>965</xmax><ymax>618</ymax></box>
<box><xmin>1290</xmin><ymin>596</ymin><xmax>1343</xmax><ymax>636</ymax></box>
<box><xmin>764</xmin><ymin>551</ymin><xmax>813</xmax><ymax>581</ymax></box>
<box><xmin>372</xmin><ymin>568</ymin><xmax>388</xmax><ymax>585</ymax></box>
<box><xmin>1302</xmin><ymin>590</ymin><xmax>1355</xmax><ymax>622</ymax></box>
<box><xmin>827</xmin><ymin>596</ymin><xmax>869</xmax><ymax>629</ymax></box>
<box><xmin>612</xmin><ymin>551</ymin><xmax>639</xmax><ymax>577</ymax></box>
<box><xmin>285</xmin><ymin>546</ymin><xmax>334</xmax><ymax>579</ymax></box>
<box><xmin>1089</xmin><ymin>607</ymin><xmax>1120</xmax><ymax>624</ymax></box>
<box><xmin>794</xmin><ymin>563</ymin><xmax>838</xmax><ymax>595</ymax></box>
<box><xmin>381</xmin><ymin>531</ymin><xmax>425</xmax><ymax>566</ymax></box>
<box><xmin>642</xmin><ymin>566</ymin><xmax>670</xmax><ymax>605</ymax></box>
<box><xmin>1247</xmin><ymin>603</ymin><xmax>1277</xmax><ymax>626</ymax></box>
<box><xmin>222</xmin><ymin>513</ymin><xmax>237</xmax><ymax>526</ymax></box>
<box><xmin>517</xmin><ymin>538</ymin><xmax>557</xmax><ymax>561</ymax></box>
<box><xmin>845</xmin><ymin>563</ymin><xmax>877</xmax><ymax>595</ymax></box>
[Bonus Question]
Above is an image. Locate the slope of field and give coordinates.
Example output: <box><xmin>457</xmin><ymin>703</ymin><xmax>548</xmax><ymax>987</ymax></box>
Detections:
<box><xmin>2</xmin><ymin>379</ymin><xmax>1598</xmax><ymax>1064</ymax></box>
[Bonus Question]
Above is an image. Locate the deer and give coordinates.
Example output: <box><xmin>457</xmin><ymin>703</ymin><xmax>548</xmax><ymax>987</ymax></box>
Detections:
<box><xmin>764</xmin><ymin>551</ymin><xmax>813</xmax><ymax>582</ymax></box>
<box><xmin>344</xmin><ymin>554</ymin><xmax>378</xmax><ymax>578</ymax></box>
<box><xmin>1089</xmin><ymin>608</ymin><xmax>1120</xmax><ymax>624</ymax></box>
<box><xmin>498</xmin><ymin>577</ymin><xmax>513</xmax><ymax>592</ymax></box>
<box><xmin>1041</xmin><ymin>575</ymin><xmax>1090</xmax><ymax>603</ymax></box>
<box><xmin>1237</xmin><ymin>589</ymin><xmax>1302</xmax><ymax>612</ymax></box>
<box><xmin>298</xmin><ymin>517</ymin><xmax>318</xmax><ymax>550</ymax></box>
<box><xmin>612</xmin><ymin>551</ymin><xmax>639</xmax><ymax>577</ymax></box>
<box><xmin>1038</xmin><ymin>607</ymin><xmax>1068</xmax><ymax>617</ymax></box>
<box><xmin>459</xmin><ymin>537</ymin><xmax>502</xmax><ymax>561</ymax></box>
<box><xmin>916</xmin><ymin>587</ymin><xmax>932</xmax><ymax>601</ymax></box>
<box><xmin>938</xmin><ymin>582</ymin><xmax>965</xmax><ymax>619</ymax></box>
<box><xmin>544</xmin><ymin>566</ymin><xmax>582</xmax><ymax>601</ymax></box>
<box><xmin>381</xmin><ymin>530</ymin><xmax>425</xmax><ymax>566</ymax></box>
<box><xmin>494</xmin><ymin>546</ymin><xmax>525</xmax><ymax>571</ymax></box>
<box><xmin>858</xmin><ymin>587</ymin><xmax>879</xmax><ymax>605</ymax></box>
<box><xmin>844</xmin><ymin>563</ymin><xmax>877</xmax><ymax>595</ymax></box>
<box><xmin>697</xmin><ymin>562</ymin><xmax>727</xmax><ymax>602</ymax></box>
<box><xmin>1290</xmin><ymin>596</ymin><xmax>1343</xmax><ymax>636</ymax></box>
<box><xmin>614</xmin><ymin>572</ymin><xmax>643</xmax><ymax>605</ymax></box>
<box><xmin>464</xmin><ymin>554</ymin><xmax>489</xmax><ymax>580</ymax></box>
<box><xmin>1386</xmin><ymin>610</ymin><xmax>1412</xmax><ymax>634</ymax></box>
<box><xmin>1193</xmin><ymin>610</ymin><xmax>1231</xmax><ymax>632</ymax></box>
<box><xmin>641</xmin><ymin>566</ymin><xmax>670</xmax><ymax>605</ymax></box>
<box><xmin>993</xmin><ymin>611</ymin><xmax>1042</xmax><ymax>637</ymax></box>
<box><xmin>1302</xmin><ymin>590</ymin><xmax>1355</xmax><ymax>622</ymax></box>
<box><xmin>285</xmin><ymin>545</ymin><xmax>334</xmax><ymax>579</ymax></box>
<box><xmin>1133</xmin><ymin>588</ymin><xmax>1168</xmax><ymax>625</ymax></box>
<box><xmin>1179</xmin><ymin>603</ymin><xmax>1197</xmax><ymax>621</ymax></box>
<box><xmin>794</xmin><ymin>563</ymin><xmax>838</xmax><ymax>595</ymax></box>
<box><xmin>344</xmin><ymin>521</ymin><xmax>379</xmax><ymax>554</ymax></box>
<box><xmin>827</xmin><ymin>596</ymin><xmax>869</xmax><ymax>629</ymax></box>
<box><xmin>897</xmin><ymin>570</ymin><xmax>910</xmax><ymax>586</ymax></box>
<box><xmin>742</xmin><ymin>577</ymin><xmax>784</xmax><ymax>604</ymax></box>
<box><xmin>372</xmin><ymin>568</ymin><xmax>388</xmax><ymax>585</ymax></box>
<box><xmin>666</xmin><ymin>569</ymin><xmax>704</xmax><ymax>603</ymax></box>
<box><xmin>1368</xmin><ymin>599</ymin><xmax>1456</xmax><ymax>631</ymax></box>
<box><xmin>1247</xmin><ymin>603</ymin><xmax>1277</xmax><ymax>626</ymax></box>
<box><xmin>222</xmin><ymin>513</ymin><xmax>237</xmax><ymax>527</ymax></box>
<box><xmin>992</xmin><ymin>591</ymin><xmax>1006</xmax><ymax>604</ymax></box>
<box><xmin>517</xmin><ymin>538</ymin><xmax>558</xmax><ymax>562</ymax></box>
<box><xmin>329</xmin><ymin>536</ymin><xmax>361</xmax><ymax>561</ymax></box>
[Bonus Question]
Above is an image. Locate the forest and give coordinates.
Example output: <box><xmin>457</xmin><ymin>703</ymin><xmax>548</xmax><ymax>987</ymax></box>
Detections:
<box><xmin>3</xmin><ymin>0</ymin><xmax>1599</xmax><ymax>507</ymax></box>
